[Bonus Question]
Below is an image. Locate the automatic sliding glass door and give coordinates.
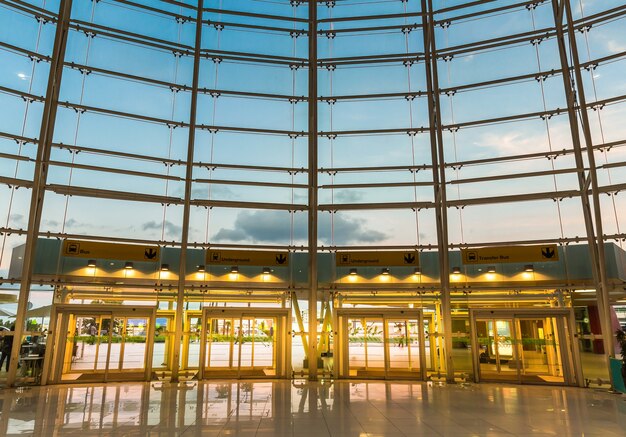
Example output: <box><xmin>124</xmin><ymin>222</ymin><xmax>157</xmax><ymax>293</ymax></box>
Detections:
<box><xmin>476</xmin><ymin>319</ymin><xmax>518</xmax><ymax>382</ymax></box>
<box><xmin>200</xmin><ymin>309</ymin><xmax>289</xmax><ymax>379</ymax></box>
<box><xmin>337</xmin><ymin>309</ymin><xmax>425</xmax><ymax>380</ymax></box>
<box><xmin>472</xmin><ymin>309</ymin><xmax>577</xmax><ymax>386</ymax></box>
<box><xmin>50</xmin><ymin>305</ymin><xmax>155</xmax><ymax>384</ymax></box>
<box><xmin>517</xmin><ymin>317</ymin><xmax>564</xmax><ymax>384</ymax></box>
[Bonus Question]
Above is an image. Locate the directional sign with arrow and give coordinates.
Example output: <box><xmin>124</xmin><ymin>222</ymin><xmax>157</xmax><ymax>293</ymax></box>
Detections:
<box><xmin>461</xmin><ymin>244</ymin><xmax>559</xmax><ymax>264</ymax></box>
<box><xmin>207</xmin><ymin>250</ymin><xmax>289</xmax><ymax>266</ymax></box>
<box><xmin>403</xmin><ymin>253</ymin><xmax>416</xmax><ymax>264</ymax></box>
<box><xmin>62</xmin><ymin>240</ymin><xmax>160</xmax><ymax>262</ymax></box>
<box><xmin>541</xmin><ymin>247</ymin><xmax>556</xmax><ymax>259</ymax></box>
<box><xmin>336</xmin><ymin>251</ymin><xmax>419</xmax><ymax>266</ymax></box>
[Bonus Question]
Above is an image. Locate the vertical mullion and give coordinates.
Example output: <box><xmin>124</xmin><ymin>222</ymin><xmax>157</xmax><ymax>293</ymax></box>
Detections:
<box><xmin>550</xmin><ymin>0</ymin><xmax>614</xmax><ymax>387</ymax></box>
<box><xmin>422</xmin><ymin>0</ymin><xmax>454</xmax><ymax>383</ymax></box>
<box><xmin>172</xmin><ymin>0</ymin><xmax>204</xmax><ymax>383</ymax></box>
<box><xmin>563</xmin><ymin>0</ymin><xmax>614</xmax><ymax>382</ymax></box>
<box><xmin>308</xmin><ymin>0</ymin><xmax>319</xmax><ymax>381</ymax></box>
<box><xmin>7</xmin><ymin>0</ymin><xmax>74</xmax><ymax>387</ymax></box>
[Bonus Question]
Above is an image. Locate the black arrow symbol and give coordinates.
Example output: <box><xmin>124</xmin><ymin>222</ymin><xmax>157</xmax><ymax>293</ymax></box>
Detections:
<box><xmin>541</xmin><ymin>247</ymin><xmax>555</xmax><ymax>259</ymax></box>
<box><xmin>276</xmin><ymin>254</ymin><xmax>287</xmax><ymax>265</ymax></box>
<box><xmin>144</xmin><ymin>248</ymin><xmax>157</xmax><ymax>260</ymax></box>
<box><xmin>404</xmin><ymin>253</ymin><xmax>416</xmax><ymax>264</ymax></box>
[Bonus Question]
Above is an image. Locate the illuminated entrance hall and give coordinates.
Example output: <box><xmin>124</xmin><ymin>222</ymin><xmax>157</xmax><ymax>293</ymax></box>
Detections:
<box><xmin>1</xmin><ymin>0</ymin><xmax>626</xmax><ymax>396</ymax></box>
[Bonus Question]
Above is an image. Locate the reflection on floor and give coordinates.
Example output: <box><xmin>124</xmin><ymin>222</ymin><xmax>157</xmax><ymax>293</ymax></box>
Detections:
<box><xmin>0</xmin><ymin>380</ymin><xmax>625</xmax><ymax>436</ymax></box>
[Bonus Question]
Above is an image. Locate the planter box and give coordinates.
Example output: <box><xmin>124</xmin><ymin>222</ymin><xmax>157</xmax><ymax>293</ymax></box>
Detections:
<box><xmin>609</xmin><ymin>358</ymin><xmax>626</xmax><ymax>393</ymax></box>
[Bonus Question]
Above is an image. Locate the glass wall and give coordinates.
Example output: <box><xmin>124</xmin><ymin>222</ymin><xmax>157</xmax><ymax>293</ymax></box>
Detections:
<box><xmin>0</xmin><ymin>0</ymin><xmax>625</xmax><ymax>386</ymax></box>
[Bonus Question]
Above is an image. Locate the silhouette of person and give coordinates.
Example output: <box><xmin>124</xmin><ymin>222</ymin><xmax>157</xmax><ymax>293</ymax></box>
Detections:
<box><xmin>0</xmin><ymin>324</ymin><xmax>16</xmax><ymax>372</ymax></box>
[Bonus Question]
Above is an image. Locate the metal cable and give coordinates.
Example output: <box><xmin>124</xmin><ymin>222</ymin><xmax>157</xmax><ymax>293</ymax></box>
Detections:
<box><xmin>530</xmin><ymin>6</ymin><xmax>565</xmax><ymax>240</ymax></box>
<box><xmin>160</xmin><ymin>5</ymin><xmax>183</xmax><ymax>242</ymax></box>
<box><xmin>578</xmin><ymin>0</ymin><xmax>623</xmax><ymax>248</ymax></box>
<box><xmin>442</xmin><ymin>16</ymin><xmax>465</xmax><ymax>244</ymax></box>
<box><xmin>0</xmin><ymin>1</ymin><xmax>46</xmax><ymax>272</ymax></box>
<box><xmin>404</xmin><ymin>0</ymin><xmax>421</xmax><ymax>248</ymax></box>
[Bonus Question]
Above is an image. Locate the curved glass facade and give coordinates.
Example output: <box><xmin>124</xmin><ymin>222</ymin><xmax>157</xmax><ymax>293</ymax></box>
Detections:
<box><xmin>0</xmin><ymin>0</ymin><xmax>625</xmax><ymax>387</ymax></box>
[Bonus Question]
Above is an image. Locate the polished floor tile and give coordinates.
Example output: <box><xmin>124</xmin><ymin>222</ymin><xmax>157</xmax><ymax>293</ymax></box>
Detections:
<box><xmin>0</xmin><ymin>380</ymin><xmax>625</xmax><ymax>436</ymax></box>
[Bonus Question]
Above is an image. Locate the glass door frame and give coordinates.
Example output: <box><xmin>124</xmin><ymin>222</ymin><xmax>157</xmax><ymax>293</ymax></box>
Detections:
<box><xmin>46</xmin><ymin>304</ymin><xmax>156</xmax><ymax>384</ymax></box>
<box><xmin>474</xmin><ymin>317</ymin><xmax>518</xmax><ymax>382</ymax></box>
<box><xmin>469</xmin><ymin>308</ymin><xmax>583</xmax><ymax>387</ymax></box>
<box><xmin>181</xmin><ymin>310</ymin><xmax>203</xmax><ymax>374</ymax></box>
<box><xmin>198</xmin><ymin>307</ymin><xmax>291</xmax><ymax>379</ymax></box>
<box><xmin>335</xmin><ymin>308</ymin><xmax>426</xmax><ymax>380</ymax></box>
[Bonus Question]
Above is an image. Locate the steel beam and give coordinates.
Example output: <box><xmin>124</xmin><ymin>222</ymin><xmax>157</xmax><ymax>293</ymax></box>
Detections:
<box><xmin>308</xmin><ymin>0</ymin><xmax>319</xmax><ymax>381</ymax></box>
<box><xmin>423</xmin><ymin>0</ymin><xmax>455</xmax><ymax>383</ymax></box>
<box><xmin>6</xmin><ymin>0</ymin><xmax>73</xmax><ymax>387</ymax></box>
<box><xmin>171</xmin><ymin>0</ymin><xmax>203</xmax><ymax>383</ymax></box>
<box><xmin>550</xmin><ymin>0</ymin><xmax>614</xmax><ymax>387</ymax></box>
<box><xmin>563</xmin><ymin>0</ymin><xmax>616</xmax><ymax>387</ymax></box>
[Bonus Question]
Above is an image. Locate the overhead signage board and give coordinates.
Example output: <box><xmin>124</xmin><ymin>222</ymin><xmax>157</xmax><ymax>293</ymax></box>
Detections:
<box><xmin>336</xmin><ymin>251</ymin><xmax>419</xmax><ymax>267</ymax></box>
<box><xmin>62</xmin><ymin>240</ymin><xmax>160</xmax><ymax>262</ymax></box>
<box><xmin>461</xmin><ymin>245</ymin><xmax>559</xmax><ymax>264</ymax></box>
<box><xmin>207</xmin><ymin>250</ymin><xmax>289</xmax><ymax>266</ymax></box>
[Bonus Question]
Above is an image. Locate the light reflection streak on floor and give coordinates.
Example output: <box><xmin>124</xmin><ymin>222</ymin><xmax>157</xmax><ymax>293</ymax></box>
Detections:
<box><xmin>0</xmin><ymin>380</ymin><xmax>625</xmax><ymax>436</ymax></box>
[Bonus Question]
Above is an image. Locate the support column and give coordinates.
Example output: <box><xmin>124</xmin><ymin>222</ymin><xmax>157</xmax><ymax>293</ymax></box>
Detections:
<box><xmin>563</xmin><ymin>0</ymin><xmax>614</xmax><ymax>380</ymax></box>
<box><xmin>307</xmin><ymin>0</ymin><xmax>319</xmax><ymax>381</ymax></box>
<box><xmin>171</xmin><ymin>0</ymin><xmax>204</xmax><ymax>383</ymax></box>
<box><xmin>422</xmin><ymin>0</ymin><xmax>454</xmax><ymax>383</ymax></box>
<box><xmin>7</xmin><ymin>0</ymin><xmax>73</xmax><ymax>387</ymax></box>
<box><xmin>550</xmin><ymin>0</ymin><xmax>614</xmax><ymax>386</ymax></box>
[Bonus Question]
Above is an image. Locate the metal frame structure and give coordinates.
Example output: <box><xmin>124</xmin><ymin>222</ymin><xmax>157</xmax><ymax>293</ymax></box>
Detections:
<box><xmin>1</xmin><ymin>0</ymin><xmax>625</xmax><ymax>388</ymax></box>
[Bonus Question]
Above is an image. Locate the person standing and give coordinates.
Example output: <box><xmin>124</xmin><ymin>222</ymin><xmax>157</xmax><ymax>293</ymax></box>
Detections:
<box><xmin>0</xmin><ymin>324</ymin><xmax>15</xmax><ymax>372</ymax></box>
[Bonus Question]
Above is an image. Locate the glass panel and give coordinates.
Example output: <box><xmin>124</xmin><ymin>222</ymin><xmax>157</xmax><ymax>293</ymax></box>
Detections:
<box><xmin>477</xmin><ymin>319</ymin><xmax>518</xmax><ymax>381</ymax></box>
<box><xmin>518</xmin><ymin>318</ymin><xmax>564</xmax><ymax>384</ymax></box>
<box><xmin>347</xmin><ymin>317</ymin><xmax>385</xmax><ymax>376</ymax></box>
<box><xmin>238</xmin><ymin>318</ymin><xmax>254</xmax><ymax>368</ymax></box>
<box><xmin>206</xmin><ymin>318</ymin><xmax>236</xmax><ymax>370</ymax></box>
<box><xmin>153</xmin><ymin>316</ymin><xmax>173</xmax><ymax>370</ymax></box>
<box><xmin>575</xmin><ymin>306</ymin><xmax>609</xmax><ymax>384</ymax></box>
<box><xmin>204</xmin><ymin>314</ymin><xmax>281</xmax><ymax>378</ymax></box>
<box><xmin>347</xmin><ymin>318</ymin><xmax>367</xmax><ymax>375</ymax></box>
<box><xmin>95</xmin><ymin>317</ymin><xmax>112</xmax><ymax>371</ymax></box>
<box><xmin>248</xmin><ymin>317</ymin><xmax>275</xmax><ymax>370</ymax></box>
<box><xmin>364</xmin><ymin>319</ymin><xmax>385</xmax><ymax>370</ymax></box>
<box><xmin>123</xmin><ymin>317</ymin><xmax>148</xmax><ymax>370</ymax></box>
<box><xmin>233</xmin><ymin>318</ymin><xmax>242</xmax><ymax>370</ymax></box>
<box><xmin>386</xmin><ymin>319</ymin><xmax>420</xmax><ymax>376</ymax></box>
<box><xmin>69</xmin><ymin>315</ymin><xmax>101</xmax><ymax>372</ymax></box>
<box><xmin>184</xmin><ymin>316</ymin><xmax>202</xmax><ymax>369</ymax></box>
<box><xmin>451</xmin><ymin>317</ymin><xmax>472</xmax><ymax>375</ymax></box>
<box><xmin>424</xmin><ymin>317</ymin><xmax>434</xmax><ymax>371</ymax></box>
<box><xmin>495</xmin><ymin>320</ymin><xmax>515</xmax><ymax>369</ymax></box>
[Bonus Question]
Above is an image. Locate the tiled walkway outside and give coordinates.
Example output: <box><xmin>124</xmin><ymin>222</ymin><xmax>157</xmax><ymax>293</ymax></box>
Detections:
<box><xmin>0</xmin><ymin>380</ymin><xmax>625</xmax><ymax>436</ymax></box>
